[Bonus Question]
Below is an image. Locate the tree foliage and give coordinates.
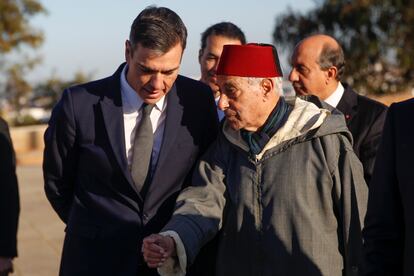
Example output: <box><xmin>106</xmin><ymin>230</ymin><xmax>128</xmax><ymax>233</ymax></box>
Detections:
<box><xmin>273</xmin><ymin>0</ymin><xmax>414</xmax><ymax>95</ymax></box>
<box><xmin>4</xmin><ymin>60</ymin><xmax>38</xmax><ymax>111</ymax></box>
<box><xmin>0</xmin><ymin>0</ymin><xmax>46</xmax><ymax>53</ymax></box>
<box><xmin>32</xmin><ymin>72</ymin><xmax>93</xmax><ymax>109</ymax></box>
<box><xmin>0</xmin><ymin>0</ymin><xmax>46</xmax><ymax>122</ymax></box>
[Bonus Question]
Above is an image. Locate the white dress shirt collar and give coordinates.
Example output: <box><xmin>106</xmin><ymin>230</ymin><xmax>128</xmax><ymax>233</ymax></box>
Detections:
<box><xmin>324</xmin><ymin>82</ymin><xmax>345</xmax><ymax>108</ymax></box>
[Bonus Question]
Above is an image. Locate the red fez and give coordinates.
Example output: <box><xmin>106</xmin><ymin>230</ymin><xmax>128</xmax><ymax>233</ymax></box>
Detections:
<box><xmin>216</xmin><ymin>43</ymin><xmax>283</xmax><ymax>78</ymax></box>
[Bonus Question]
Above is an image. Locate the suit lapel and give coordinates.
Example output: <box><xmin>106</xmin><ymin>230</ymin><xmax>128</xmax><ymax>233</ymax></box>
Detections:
<box><xmin>336</xmin><ymin>84</ymin><xmax>358</xmax><ymax>127</ymax></box>
<box><xmin>99</xmin><ymin>65</ymin><xmax>143</xmax><ymax>202</ymax></box>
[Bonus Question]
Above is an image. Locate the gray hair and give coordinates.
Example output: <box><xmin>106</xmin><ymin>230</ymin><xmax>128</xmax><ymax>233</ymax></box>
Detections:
<box><xmin>247</xmin><ymin>77</ymin><xmax>283</xmax><ymax>95</ymax></box>
<box><xmin>318</xmin><ymin>43</ymin><xmax>345</xmax><ymax>81</ymax></box>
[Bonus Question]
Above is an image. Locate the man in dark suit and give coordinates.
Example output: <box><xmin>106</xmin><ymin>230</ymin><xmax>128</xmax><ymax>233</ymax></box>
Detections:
<box><xmin>43</xmin><ymin>6</ymin><xmax>219</xmax><ymax>276</ymax></box>
<box><xmin>362</xmin><ymin>98</ymin><xmax>414</xmax><ymax>276</ymax></box>
<box><xmin>289</xmin><ymin>34</ymin><xmax>387</xmax><ymax>184</ymax></box>
<box><xmin>0</xmin><ymin>117</ymin><xmax>19</xmax><ymax>276</ymax></box>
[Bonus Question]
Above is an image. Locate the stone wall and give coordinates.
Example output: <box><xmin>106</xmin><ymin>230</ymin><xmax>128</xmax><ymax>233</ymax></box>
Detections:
<box><xmin>10</xmin><ymin>124</ymin><xmax>47</xmax><ymax>165</ymax></box>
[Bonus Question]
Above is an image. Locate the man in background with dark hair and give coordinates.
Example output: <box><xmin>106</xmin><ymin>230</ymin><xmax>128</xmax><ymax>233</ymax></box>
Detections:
<box><xmin>199</xmin><ymin>22</ymin><xmax>246</xmax><ymax>120</ymax></box>
<box><xmin>0</xmin><ymin>117</ymin><xmax>19</xmax><ymax>276</ymax></box>
<box><xmin>289</xmin><ymin>34</ymin><xmax>387</xmax><ymax>184</ymax></box>
<box><xmin>43</xmin><ymin>6</ymin><xmax>218</xmax><ymax>276</ymax></box>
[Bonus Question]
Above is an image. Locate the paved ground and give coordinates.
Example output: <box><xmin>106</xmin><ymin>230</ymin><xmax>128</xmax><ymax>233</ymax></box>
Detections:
<box><xmin>12</xmin><ymin>165</ymin><xmax>64</xmax><ymax>276</ymax></box>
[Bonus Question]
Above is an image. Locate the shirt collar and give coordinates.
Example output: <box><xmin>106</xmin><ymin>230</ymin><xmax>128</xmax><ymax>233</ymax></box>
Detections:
<box><xmin>120</xmin><ymin>64</ymin><xmax>166</xmax><ymax>112</ymax></box>
<box><xmin>324</xmin><ymin>82</ymin><xmax>344</xmax><ymax>108</ymax></box>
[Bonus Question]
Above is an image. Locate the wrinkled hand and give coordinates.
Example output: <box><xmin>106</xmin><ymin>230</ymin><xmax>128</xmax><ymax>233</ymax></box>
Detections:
<box><xmin>0</xmin><ymin>257</ymin><xmax>13</xmax><ymax>274</ymax></box>
<box><xmin>142</xmin><ymin>234</ymin><xmax>176</xmax><ymax>268</ymax></box>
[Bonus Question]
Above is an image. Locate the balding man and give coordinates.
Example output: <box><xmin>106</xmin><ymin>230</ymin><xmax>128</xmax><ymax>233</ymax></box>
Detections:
<box><xmin>142</xmin><ymin>44</ymin><xmax>367</xmax><ymax>276</ymax></box>
<box><xmin>289</xmin><ymin>34</ymin><xmax>387</xmax><ymax>185</ymax></box>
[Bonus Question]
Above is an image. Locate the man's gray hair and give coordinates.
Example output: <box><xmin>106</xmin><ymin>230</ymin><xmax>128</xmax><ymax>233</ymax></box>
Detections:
<box><xmin>318</xmin><ymin>43</ymin><xmax>345</xmax><ymax>81</ymax></box>
<box><xmin>247</xmin><ymin>77</ymin><xmax>283</xmax><ymax>95</ymax></box>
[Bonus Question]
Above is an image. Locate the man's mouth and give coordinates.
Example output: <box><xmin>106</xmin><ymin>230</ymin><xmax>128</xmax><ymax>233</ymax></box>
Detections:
<box><xmin>143</xmin><ymin>87</ymin><xmax>163</xmax><ymax>98</ymax></box>
<box><xmin>224</xmin><ymin>110</ymin><xmax>238</xmax><ymax>118</ymax></box>
<box><xmin>209</xmin><ymin>75</ymin><xmax>217</xmax><ymax>83</ymax></box>
<box><xmin>292</xmin><ymin>84</ymin><xmax>306</xmax><ymax>95</ymax></box>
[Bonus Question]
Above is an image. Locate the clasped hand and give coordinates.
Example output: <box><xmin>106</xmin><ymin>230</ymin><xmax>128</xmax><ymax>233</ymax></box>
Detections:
<box><xmin>142</xmin><ymin>234</ymin><xmax>176</xmax><ymax>268</ymax></box>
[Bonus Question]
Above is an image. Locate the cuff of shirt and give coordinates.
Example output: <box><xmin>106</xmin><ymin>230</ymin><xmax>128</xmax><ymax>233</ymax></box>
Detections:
<box><xmin>157</xmin><ymin>231</ymin><xmax>187</xmax><ymax>276</ymax></box>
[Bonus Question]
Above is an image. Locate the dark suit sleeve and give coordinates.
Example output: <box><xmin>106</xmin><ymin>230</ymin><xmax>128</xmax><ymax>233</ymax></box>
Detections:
<box><xmin>185</xmin><ymin>83</ymin><xmax>219</xmax><ymax>276</ymax></box>
<box><xmin>43</xmin><ymin>89</ymin><xmax>78</xmax><ymax>223</ymax></box>
<box><xmin>359</xmin><ymin>106</ymin><xmax>387</xmax><ymax>184</ymax></box>
<box><xmin>200</xmin><ymin>87</ymin><xmax>219</xmax><ymax>152</ymax></box>
<box><xmin>362</xmin><ymin>105</ymin><xmax>404</xmax><ymax>275</ymax></box>
<box><xmin>0</xmin><ymin>118</ymin><xmax>20</xmax><ymax>258</ymax></box>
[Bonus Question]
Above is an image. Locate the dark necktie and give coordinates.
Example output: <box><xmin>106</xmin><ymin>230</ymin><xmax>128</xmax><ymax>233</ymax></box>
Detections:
<box><xmin>131</xmin><ymin>103</ymin><xmax>155</xmax><ymax>192</ymax></box>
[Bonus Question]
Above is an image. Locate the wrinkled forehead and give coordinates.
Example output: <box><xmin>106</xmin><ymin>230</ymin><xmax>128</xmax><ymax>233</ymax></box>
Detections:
<box><xmin>217</xmin><ymin>75</ymin><xmax>246</xmax><ymax>87</ymax></box>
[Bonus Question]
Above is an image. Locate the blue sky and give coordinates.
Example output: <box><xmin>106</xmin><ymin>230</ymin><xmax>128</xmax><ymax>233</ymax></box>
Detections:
<box><xmin>29</xmin><ymin>0</ymin><xmax>315</xmax><ymax>82</ymax></box>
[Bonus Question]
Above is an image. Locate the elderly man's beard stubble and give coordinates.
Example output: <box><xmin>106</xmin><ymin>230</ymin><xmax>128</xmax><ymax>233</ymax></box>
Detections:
<box><xmin>224</xmin><ymin>109</ymin><xmax>243</xmax><ymax>130</ymax></box>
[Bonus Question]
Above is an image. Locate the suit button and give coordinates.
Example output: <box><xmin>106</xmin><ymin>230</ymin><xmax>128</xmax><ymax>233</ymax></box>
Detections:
<box><xmin>143</xmin><ymin>213</ymin><xmax>149</xmax><ymax>223</ymax></box>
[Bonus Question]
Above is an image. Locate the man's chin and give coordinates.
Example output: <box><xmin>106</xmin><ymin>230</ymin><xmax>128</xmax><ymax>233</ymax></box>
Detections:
<box><xmin>208</xmin><ymin>83</ymin><xmax>220</xmax><ymax>94</ymax></box>
<box><xmin>226</xmin><ymin>119</ymin><xmax>241</xmax><ymax>131</ymax></box>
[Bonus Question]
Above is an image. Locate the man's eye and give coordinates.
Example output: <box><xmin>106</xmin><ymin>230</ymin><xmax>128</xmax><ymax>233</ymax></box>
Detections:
<box><xmin>206</xmin><ymin>55</ymin><xmax>217</xmax><ymax>61</ymax></box>
<box><xmin>226</xmin><ymin>88</ymin><xmax>237</xmax><ymax>97</ymax></box>
<box><xmin>139</xmin><ymin>67</ymin><xmax>152</xmax><ymax>74</ymax></box>
<box><xmin>297</xmin><ymin>66</ymin><xmax>308</xmax><ymax>74</ymax></box>
<box><xmin>164</xmin><ymin>70</ymin><xmax>175</xmax><ymax>76</ymax></box>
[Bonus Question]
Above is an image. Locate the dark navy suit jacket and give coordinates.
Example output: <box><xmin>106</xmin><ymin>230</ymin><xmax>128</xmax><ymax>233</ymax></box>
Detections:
<box><xmin>43</xmin><ymin>64</ymin><xmax>219</xmax><ymax>275</ymax></box>
<box><xmin>363</xmin><ymin>98</ymin><xmax>414</xmax><ymax>276</ymax></box>
<box><xmin>336</xmin><ymin>84</ymin><xmax>387</xmax><ymax>184</ymax></box>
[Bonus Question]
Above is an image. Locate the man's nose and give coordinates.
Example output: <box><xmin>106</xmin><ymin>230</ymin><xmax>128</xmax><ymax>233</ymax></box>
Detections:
<box><xmin>288</xmin><ymin>68</ymin><xmax>298</xmax><ymax>82</ymax></box>
<box><xmin>217</xmin><ymin>94</ymin><xmax>229</xmax><ymax>111</ymax></box>
<box><xmin>151</xmin><ymin>73</ymin><xmax>164</xmax><ymax>90</ymax></box>
<box><xmin>211</xmin><ymin>60</ymin><xmax>219</xmax><ymax>73</ymax></box>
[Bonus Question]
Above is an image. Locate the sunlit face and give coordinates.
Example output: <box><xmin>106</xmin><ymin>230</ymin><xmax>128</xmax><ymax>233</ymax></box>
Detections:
<box><xmin>199</xmin><ymin>35</ymin><xmax>243</xmax><ymax>97</ymax></box>
<box><xmin>289</xmin><ymin>44</ymin><xmax>328</xmax><ymax>98</ymax></box>
<box><xmin>125</xmin><ymin>41</ymin><xmax>183</xmax><ymax>104</ymax></box>
<box><xmin>217</xmin><ymin>76</ymin><xmax>265</xmax><ymax>131</ymax></box>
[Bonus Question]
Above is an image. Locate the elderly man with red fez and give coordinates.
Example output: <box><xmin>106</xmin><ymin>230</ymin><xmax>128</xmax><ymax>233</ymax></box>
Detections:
<box><xmin>142</xmin><ymin>44</ymin><xmax>368</xmax><ymax>276</ymax></box>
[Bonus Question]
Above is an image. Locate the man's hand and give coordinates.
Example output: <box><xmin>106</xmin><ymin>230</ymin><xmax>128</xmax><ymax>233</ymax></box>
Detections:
<box><xmin>0</xmin><ymin>257</ymin><xmax>13</xmax><ymax>274</ymax></box>
<box><xmin>142</xmin><ymin>234</ymin><xmax>176</xmax><ymax>268</ymax></box>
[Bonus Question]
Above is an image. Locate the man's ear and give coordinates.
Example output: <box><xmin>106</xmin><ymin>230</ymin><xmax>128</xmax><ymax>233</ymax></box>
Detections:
<box><xmin>198</xmin><ymin>49</ymin><xmax>203</xmax><ymax>64</ymax></box>
<box><xmin>326</xmin><ymin>66</ymin><xmax>338</xmax><ymax>83</ymax></box>
<box><xmin>125</xmin><ymin>40</ymin><xmax>132</xmax><ymax>61</ymax></box>
<box><xmin>261</xmin><ymin>78</ymin><xmax>274</xmax><ymax>97</ymax></box>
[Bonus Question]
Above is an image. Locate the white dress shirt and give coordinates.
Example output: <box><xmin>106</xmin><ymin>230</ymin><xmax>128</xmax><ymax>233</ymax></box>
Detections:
<box><xmin>120</xmin><ymin>64</ymin><xmax>167</xmax><ymax>175</ymax></box>
<box><xmin>324</xmin><ymin>82</ymin><xmax>345</xmax><ymax>108</ymax></box>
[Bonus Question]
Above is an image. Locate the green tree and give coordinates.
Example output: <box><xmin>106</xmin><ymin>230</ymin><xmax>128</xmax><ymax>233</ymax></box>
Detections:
<box><xmin>0</xmin><ymin>0</ymin><xmax>46</xmax><ymax>53</ymax></box>
<box><xmin>0</xmin><ymin>0</ymin><xmax>46</xmax><ymax>122</ymax></box>
<box><xmin>273</xmin><ymin>0</ymin><xmax>414</xmax><ymax>95</ymax></box>
<box><xmin>32</xmin><ymin>72</ymin><xmax>93</xmax><ymax>109</ymax></box>
<box><xmin>5</xmin><ymin>63</ymin><xmax>32</xmax><ymax>115</ymax></box>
